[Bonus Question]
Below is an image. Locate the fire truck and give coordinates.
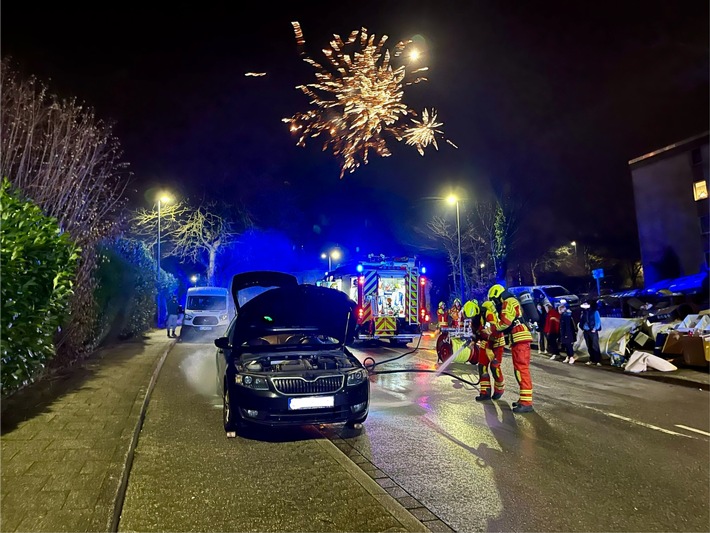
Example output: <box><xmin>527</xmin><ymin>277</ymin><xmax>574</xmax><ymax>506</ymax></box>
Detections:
<box><xmin>319</xmin><ymin>255</ymin><xmax>430</xmax><ymax>346</ymax></box>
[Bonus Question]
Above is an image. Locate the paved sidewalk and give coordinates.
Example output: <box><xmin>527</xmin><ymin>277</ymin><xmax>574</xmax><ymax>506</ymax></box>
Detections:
<box><xmin>1</xmin><ymin>330</ymin><xmax>171</xmax><ymax>532</ymax></box>
<box><xmin>1</xmin><ymin>330</ymin><xmax>428</xmax><ymax>533</ymax></box>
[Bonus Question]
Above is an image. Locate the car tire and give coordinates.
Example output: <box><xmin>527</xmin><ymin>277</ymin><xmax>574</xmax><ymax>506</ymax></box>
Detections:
<box><xmin>346</xmin><ymin>413</ymin><xmax>368</xmax><ymax>428</ymax></box>
<box><xmin>223</xmin><ymin>386</ymin><xmax>241</xmax><ymax>435</ymax></box>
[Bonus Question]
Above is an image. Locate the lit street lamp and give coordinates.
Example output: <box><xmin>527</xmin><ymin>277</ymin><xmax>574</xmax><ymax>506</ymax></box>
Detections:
<box><xmin>321</xmin><ymin>249</ymin><xmax>342</xmax><ymax>271</ymax></box>
<box><xmin>479</xmin><ymin>262</ymin><xmax>485</xmax><ymax>280</ymax></box>
<box><xmin>447</xmin><ymin>195</ymin><xmax>465</xmax><ymax>302</ymax></box>
<box><xmin>190</xmin><ymin>275</ymin><xmax>198</xmax><ymax>287</ymax></box>
<box><xmin>571</xmin><ymin>240</ymin><xmax>577</xmax><ymax>257</ymax></box>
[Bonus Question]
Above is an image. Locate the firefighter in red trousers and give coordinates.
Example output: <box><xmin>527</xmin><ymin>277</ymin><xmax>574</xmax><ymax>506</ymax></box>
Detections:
<box><xmin>475</xmin><ymin>300</ymin><xmax>506</xmax><ymax>401</ymax></box>
<box><xmin>487</xmin><ymin>284</ymin><xmax>534</xmax><ymax>413</ymax></box>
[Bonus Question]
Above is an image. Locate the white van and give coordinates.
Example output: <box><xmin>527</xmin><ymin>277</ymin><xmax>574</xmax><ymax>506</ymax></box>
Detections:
<box><xmin>180</xmin><ymin>287</ymin><xmax>235</xmax><ymax>340</ymax></box>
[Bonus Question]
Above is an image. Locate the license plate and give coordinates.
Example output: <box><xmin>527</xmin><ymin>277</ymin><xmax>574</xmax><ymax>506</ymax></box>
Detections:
<box><xmin>198</xmin><ymin>326</ymin><xmax>213</xmax><ymax>331</ymax></box>
<box><xmin>288</xmin><ymin>396</ymin><xmax>334</xmax><ymax>410</ymax></box>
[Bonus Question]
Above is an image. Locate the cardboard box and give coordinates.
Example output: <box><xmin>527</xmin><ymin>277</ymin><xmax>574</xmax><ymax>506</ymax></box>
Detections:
<box><xmin>681</xmin><ymin>335</ymin><xmax>710</xmax><ymax>367</ymax></box>
<box><xmin>662</xmin><ymin>330</ymin><xmax>684</xmax><ymax>355</ymax></box>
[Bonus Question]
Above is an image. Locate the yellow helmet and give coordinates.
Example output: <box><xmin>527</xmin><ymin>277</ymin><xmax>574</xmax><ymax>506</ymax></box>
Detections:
<box><xmin>462</xmin><ymin>300</ymin><xmax>479</xmax><ymax>318</ymax></box>
<box><xmin>488</xmin><ymin>284</ymin><xmax>506</xmax><ymax>300</ymax></box>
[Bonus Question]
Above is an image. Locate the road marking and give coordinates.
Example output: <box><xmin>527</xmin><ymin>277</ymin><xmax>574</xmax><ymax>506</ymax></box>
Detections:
<box><xmin>675</xmin><ymin>424</ymin><xmax>710</xmax><ymax>437</ymax></box>
<box><xmin>595</xmin><ymin>409</ymin><xmax>695</xmax><ymax>439</ymax></box>
<box><xmin>585</xmin><ymin>407</ymin><xmax>696</xmax><ymax>439</ymax></box>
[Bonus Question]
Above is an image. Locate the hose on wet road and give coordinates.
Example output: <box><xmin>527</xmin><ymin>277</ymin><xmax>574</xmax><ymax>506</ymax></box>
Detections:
<box><xmin>361</xmin><ymin>334</ymin><xmax>481</xmax><ymax>387</ymax></box>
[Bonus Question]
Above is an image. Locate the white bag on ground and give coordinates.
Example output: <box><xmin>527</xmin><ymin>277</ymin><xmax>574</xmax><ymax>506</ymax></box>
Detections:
<box><xmin>624</xmin><ymin>350</ymin><xmax>678</xmax><ymax>373</ymax></box>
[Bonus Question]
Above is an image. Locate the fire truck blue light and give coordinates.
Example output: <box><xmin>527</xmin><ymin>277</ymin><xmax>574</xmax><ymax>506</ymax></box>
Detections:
<box><xmin>421</xmin><ymin>267</ymin><xmax>426</xmax><ymax>274</ymax></box>
<box><xmin>357</xmin><ymin>264</ymin><xmax>363</xmax><ymax>272</ymax></box>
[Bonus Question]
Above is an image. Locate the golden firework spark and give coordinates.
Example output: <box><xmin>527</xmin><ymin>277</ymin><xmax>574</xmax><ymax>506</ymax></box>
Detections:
<box><xmin>283</xmin><ymin>21</ymin><xmax>454</xmax><ymax>178</ymax></box>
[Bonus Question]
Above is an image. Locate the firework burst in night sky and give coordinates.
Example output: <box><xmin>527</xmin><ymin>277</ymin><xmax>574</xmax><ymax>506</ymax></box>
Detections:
<box><xmin>283</xmin><ymin>21</ymin><xmax>455</xmax><ymax>178</ymax></box>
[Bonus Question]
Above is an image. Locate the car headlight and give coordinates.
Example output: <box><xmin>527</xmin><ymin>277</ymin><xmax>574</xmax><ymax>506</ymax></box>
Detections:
<box><xmin>346</xmin><ymin>368</ymin><xmax>368</xmax><ymax>387</ymax></box>
<box><xmin>235</xmin><ymin>374</ymin><xmax>269</xmax><ymax>390</ymax></box>
<box><xmin>184</xmin><ymin>313</ymin><xmax>194</xmax><ymax>321</ymax></box>
<box><xmin>219</xmin><ymin>314</ymin><xmax>228</xmax><ymax>321</ymax></box>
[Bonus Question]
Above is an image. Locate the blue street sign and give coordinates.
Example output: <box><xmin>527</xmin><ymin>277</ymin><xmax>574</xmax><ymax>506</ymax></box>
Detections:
<box><xmin>592</xmin><ymin>268</ymin><xmax>604</xmax><ymax>279</ymax></box>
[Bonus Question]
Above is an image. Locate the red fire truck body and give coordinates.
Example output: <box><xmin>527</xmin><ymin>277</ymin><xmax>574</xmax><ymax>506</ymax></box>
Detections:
<box><xmin>319</xmin><ymin>255</ymin><xmax>430</xmax><ymax>345</ymax></box>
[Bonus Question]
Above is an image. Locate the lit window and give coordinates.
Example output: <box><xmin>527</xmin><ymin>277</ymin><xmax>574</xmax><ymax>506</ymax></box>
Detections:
<box><xmin>693</xmin><ymin>181</ymin><xmax>708</xmax><ymax>201</ymax></box>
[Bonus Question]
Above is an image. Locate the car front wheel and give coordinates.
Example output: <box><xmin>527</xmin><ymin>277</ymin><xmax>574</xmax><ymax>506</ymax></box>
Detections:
<box><xmin>223</xmin><ymin>387</ymin><xmax>241</xmax><ymax>437</ymax></box>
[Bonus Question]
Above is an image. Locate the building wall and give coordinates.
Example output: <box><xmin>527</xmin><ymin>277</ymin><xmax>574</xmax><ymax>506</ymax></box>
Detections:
<box><xmin>630</xmin><ymin>134</ymin><xmax>709</xmax><ymax>285</ymax></box>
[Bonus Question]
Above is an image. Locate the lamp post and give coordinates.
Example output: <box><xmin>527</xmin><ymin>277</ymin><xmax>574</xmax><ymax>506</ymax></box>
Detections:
<box><xmin>447</xmin><ymin>195</ymin><xmax>465</xmax><ymax>302</ymax></box>
<box><xmin>571</xmin><ymin>241</ymin><xmax>577</xmax><ymax>257</ymax></box>
<box><xmin>321</xmin><ymin>249</ymin><xmax>341</xmax><ymax>271</ymax></box>
<box><xmin>479</xmin><ymin>262</ymin><xmax>485</xmax><ymax>281</ymax></box>
<box><xmin>156</xmin><ymin>193</ymin><xmax>171</xmax><ymax>325</ymax></box>
<box><xmin>190</xmin><ymin>275</ymin><xmax>198</xmax><ymax>287</ymax></box>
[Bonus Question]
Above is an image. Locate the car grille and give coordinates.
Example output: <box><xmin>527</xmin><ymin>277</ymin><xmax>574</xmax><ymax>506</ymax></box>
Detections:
<box><xmin>193</xmin><ymin>316</ymin><xmax>219</xmax><ymax>325</ymax></box>
<box><xmin>272</xmin><ymin>375</ymin><xmax>344</xmax><ymax>395</ymax></box>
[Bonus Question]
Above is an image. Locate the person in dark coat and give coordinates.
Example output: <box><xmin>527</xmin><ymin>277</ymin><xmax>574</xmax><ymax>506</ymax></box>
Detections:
<box><xmin>581</xmin><ymin>300</ymin><xmax>603</xmax><ymax>366</ymax></box>
<box><xmin>558</xmin><ymin>301</ymin><xmax>577</xmax><ymax>364</ymax></box>
<box><xmin>166</xmin><ymin>295</ymin><xmax>182</xmax><ymax>338</ymax></box>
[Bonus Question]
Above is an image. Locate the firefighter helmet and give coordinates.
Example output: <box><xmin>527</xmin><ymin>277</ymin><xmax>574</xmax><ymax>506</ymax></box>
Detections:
<box><xmin>453</xmin><ymin>298</ymin><xmax>462</xmax><ymax>307</ymax></box>
<box><xmin>488</xmin><ymin>284</ymin><xmax>506</xmax><ymax>300</ymax></box>
<box><xmin>463</xmin><ymin>300</ymin><xmax>479</xmax><ymax>318</ymax></box>
<box><xmin>438</xmin><ymin>301</ymin><xmax>446</xmax><ymax>309</ymax></box>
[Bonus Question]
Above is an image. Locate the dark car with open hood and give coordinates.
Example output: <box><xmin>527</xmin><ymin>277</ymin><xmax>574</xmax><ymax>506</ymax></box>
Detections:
<box><xmin>215</xmin><ymin>271</ymin><xmax>369</xmax><ymax>437</ymax></box>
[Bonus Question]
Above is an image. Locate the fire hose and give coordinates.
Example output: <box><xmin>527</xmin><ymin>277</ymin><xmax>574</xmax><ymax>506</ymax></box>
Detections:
<box><xmin>361</xmin><ymin>333</ymin><xmax>481</xmax><ymax>388</ymax></box>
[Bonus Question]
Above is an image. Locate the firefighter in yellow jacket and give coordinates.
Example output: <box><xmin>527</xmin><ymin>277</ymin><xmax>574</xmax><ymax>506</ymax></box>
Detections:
<box><xmin>475</xmin><ymin>300</ymin><xmax>506</xmax><ymax>401</ymax></box>
<box><xmin>487</xmin><ymin>284</ymin><xmax>534</xmax><ymax>413</ymax></box>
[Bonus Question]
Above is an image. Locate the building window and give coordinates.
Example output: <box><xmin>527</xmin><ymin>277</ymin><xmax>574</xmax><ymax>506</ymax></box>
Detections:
<box><xmin>694</xmin><ymin>180</ymin><xmax>708</xmax><ymax>201</ymax></box>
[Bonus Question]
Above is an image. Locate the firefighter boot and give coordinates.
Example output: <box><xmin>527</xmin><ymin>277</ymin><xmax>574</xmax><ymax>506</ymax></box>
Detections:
<box><xmin>512</xmin><ymin>403</ymin><xmax>534</xmax><ymax>414</ymax></box>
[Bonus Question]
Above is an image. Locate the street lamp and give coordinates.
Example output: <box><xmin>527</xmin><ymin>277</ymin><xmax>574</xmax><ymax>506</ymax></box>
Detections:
<box><xmin>321</xmin><ymin>249</ymin><xmax>341</xmax><ymax>271</ymax></box>
<box><xmin>190</xmin><ymin>275</ymin><xmax>198</xmax><ymax>287</ymax></box>
<box><xmin>479</xmin><ymin>262</ymin><xmax>485</xmax><ymax>280</ymax></box>
<box><xmin>156</xmin><ymin>193</ymin><xmax>171</xmax><ymax>326</ymax></box>
<box><xmin>571</xmin><ymin>241</ymin><xmax>577</xmax><ymax>257</ymax></box>
<box><xmin>447</xmin><ymin>195</ymin><xmax>465</xmax><ymax>302</ymax></box>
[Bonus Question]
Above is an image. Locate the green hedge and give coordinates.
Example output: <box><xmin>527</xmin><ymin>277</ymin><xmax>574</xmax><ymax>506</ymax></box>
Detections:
<box><xmin>94</xmin><ymin>237</ymin><xmax>176</xmax><ymax>342</ymax></box>
<box><xmin>0</xmin><ymin>178</ymin><xmax>79</xmax><ymax>395</ymax></box>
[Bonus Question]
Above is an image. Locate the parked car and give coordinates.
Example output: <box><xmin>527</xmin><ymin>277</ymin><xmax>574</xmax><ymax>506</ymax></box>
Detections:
<box><xmin>215</xmin><ymin>271</ymin><xmax>370</xmax><ymax>438</ymax></box>
<box><xmin>507</xmin><ymin>285</ymin><xmax>581</xmax><ymax>311</ymax></box>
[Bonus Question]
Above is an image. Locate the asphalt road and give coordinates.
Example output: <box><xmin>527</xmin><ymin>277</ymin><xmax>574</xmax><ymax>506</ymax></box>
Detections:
<box><xmin>120</xmin><ymin>339</ymin><xmax>709</xmax><ymax>532</ymax></box>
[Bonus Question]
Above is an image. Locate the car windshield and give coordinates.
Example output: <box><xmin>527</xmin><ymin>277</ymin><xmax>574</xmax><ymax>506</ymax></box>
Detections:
<box><xmin>544</xmin><ymin>286</ymin><xmax>571</xmax><ymax>297</ymax></box>
<box><xmin>187</xmin><ymin>295</ymin><xmax>226</xmax><ymax>311</ymax></box>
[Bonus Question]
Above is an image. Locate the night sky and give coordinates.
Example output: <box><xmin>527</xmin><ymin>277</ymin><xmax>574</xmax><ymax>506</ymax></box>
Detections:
<box><xmin>2</xmin><ymin>1</ymin><xmax>708</xmax><ymax>269</ymax></box>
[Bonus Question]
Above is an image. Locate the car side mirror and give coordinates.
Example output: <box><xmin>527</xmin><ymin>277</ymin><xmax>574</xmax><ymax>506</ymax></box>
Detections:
<box><xmin>214</xmin><ymin>337</ymin><xmax>230</xmax><ymax>350</ymax></box>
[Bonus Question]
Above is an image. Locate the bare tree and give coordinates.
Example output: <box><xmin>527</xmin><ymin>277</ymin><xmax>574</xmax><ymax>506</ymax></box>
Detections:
<box><xmin>0</xmin><ymin>58</ymin><xmax>130</xmax><ymax>358</ymax></box>
<box><xmin>131</xmin><ymin>200</ymin><xmax>252</xmax><ymax>285</ymax></box>
<box><xmin>474</xmin><ymin>197</ymin><xmax>522</xmax><ymax>283</ymax></box>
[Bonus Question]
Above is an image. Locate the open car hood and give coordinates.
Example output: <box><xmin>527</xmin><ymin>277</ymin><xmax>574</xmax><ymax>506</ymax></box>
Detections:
<box><xmin>231</xmin><ymin>271</ymin><xmax>299</xmax><ymax>313</ymax></box>
<box><xmin>232</xmin><ymin>283</ymin><xmax>357</xmax><ymax>347</ymax></box>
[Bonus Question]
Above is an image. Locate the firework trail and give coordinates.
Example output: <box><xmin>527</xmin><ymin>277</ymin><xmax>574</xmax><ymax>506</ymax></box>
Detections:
<box><xmin>283</xmin><ymin>21</ymin><xmax>456</xmax><ymax>178</ymax></box>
